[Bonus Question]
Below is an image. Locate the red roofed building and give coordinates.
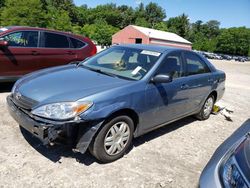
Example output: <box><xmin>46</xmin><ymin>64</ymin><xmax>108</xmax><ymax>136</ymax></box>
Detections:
<box><xmin>112</xmin><ymin>25</ymin><xmax>192</xmax><ymax>50</ymax></box>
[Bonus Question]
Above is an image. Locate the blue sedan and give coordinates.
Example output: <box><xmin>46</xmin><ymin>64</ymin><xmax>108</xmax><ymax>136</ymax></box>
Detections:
<box><xmin>7</xmin><ymin>44</ymin><xmax>226</xmax><ymax>162</ymax></box>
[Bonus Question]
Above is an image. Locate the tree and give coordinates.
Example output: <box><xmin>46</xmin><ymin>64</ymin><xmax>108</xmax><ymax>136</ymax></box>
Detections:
<box><xmin>117</xmin><ymin>5</ymin><xmax>135</xmax><ymax>28</ymax></box>
<box><xmin>0</xmin><ymin>0</ymin><xmax>5</xmax><ymax>8</ymax></box>
<box><xmin>134</xmin><ymin>2</ymin><xmax>146</xmax><ymax>19</ymax></box>
<box><xmin>167</xmin><ymin>13</ymin><xmax>190</xmax><ymax>38</ymax></box>
<box><xmin>145</xmin><ymin>2</ymin><xmax>166</xmax><ymax>28</ymax></box>
<box><xmin>46</xmin><ymin>6</ymin><xmax>72</xmax><ymax>31</ymax></box>
<box><xmin>189</xmin><ymin>20</ymin><xmax>221</xmax><ymax>52</ymax></box>
<box><xmin>205</xmin><ymin>20</ymin><xmax>220</xmax><ymax>38</ymax></box>
<box><xmin>74</xmin><ymin>5</ymin><xmax>89</xmax><ymax>26</ymax></box>
<box><xmin>216</xmin><ymin>27</ymin><xmax>250</xmax><ymax>56</ymax></box>
<box><xmin>83</xmin><ymin>19</ymin><xmax>119</xmax><ymax>46</ymax></box>
<box><xmin>1</xmin><ymin>0</ymin><xmax>46</xmax><ymax>27</ymax></box>
<box><xmin>88</xmin><ymin>4</ymin><xmax>123</xmax><ymax>28</ymax></box>
<box><xmin>154</xmin><ymin>22</ymin><xmax>168</xmax><ymax>31</ymax></box>
<box><xmin>135</xmin><ymin>17</ymin><xmax>150</xmax><ymax>27</ymax></box>
<box><xmin>82</xmin><ymin>24</ymin><xmax>97</xmax><ymax>39</ymax></box>
<box><xmin>43</xmin><ymin>0</ymin><xmax>78</xmax><ymax>23</ymax></box>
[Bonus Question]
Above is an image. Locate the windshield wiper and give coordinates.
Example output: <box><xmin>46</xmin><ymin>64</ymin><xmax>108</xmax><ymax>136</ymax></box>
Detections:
<box><xmin>78</xmin><ymin>64</ymin><xmax>118</xmax><ymax>78</ymax></box>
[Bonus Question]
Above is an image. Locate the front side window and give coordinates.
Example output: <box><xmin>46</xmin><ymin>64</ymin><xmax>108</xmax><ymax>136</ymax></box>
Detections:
<box><xmin>82</xmin><ymin>47</ymin><xmax>161</xmax><ymax>80</ymax></box>
<box><xmin>0</xmin><ymin>31</ymin><xmax>38</xmax><ymax>47</ymax></box>
<box><xmin>185</xmin><ymin>52</ymin><xmax>210</xmax><ymax>76</ymax></box>
<box><xmin>43</xmin><ymin>32</ymin><xmax>69</xmax><ymax>48</ymax></box>
<box><xmin>157</xmin><ymin>52</ymin><xmax>184</xmax><ymax>79</ymax></box>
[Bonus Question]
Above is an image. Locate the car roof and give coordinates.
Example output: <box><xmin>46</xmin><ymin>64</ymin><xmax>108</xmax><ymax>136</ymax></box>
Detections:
<box><xmin>0</xmin><ymin>26</ymin><xmax>84</xmax><ymax>38</ymax></box>
<box><xmin>116</xmin><ymin>44</ymin><xmax>180</xmax><ymax>53</ymax></box>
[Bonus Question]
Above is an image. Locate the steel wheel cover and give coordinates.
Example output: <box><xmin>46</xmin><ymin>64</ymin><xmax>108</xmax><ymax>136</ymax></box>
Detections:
<box><xmin>104</xmin><ymin>121</ymin><xmax>130</xmax><ymax>156</ymax></box>
<box><xmin>204</xmin><ymin>97</ymin><xmax>214</xmax><ymax>117</ymax></box>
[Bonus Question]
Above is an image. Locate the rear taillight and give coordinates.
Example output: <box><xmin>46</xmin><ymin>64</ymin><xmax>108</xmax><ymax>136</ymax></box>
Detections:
<box><xmin>90</xmin><ymin>45</ymin><xmax>97</xmax><ymax>56</ymax></box>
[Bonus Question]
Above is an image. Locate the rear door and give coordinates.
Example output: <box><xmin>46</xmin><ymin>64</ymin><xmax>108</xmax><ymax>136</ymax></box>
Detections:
<box><xmin>0</xmin><ymin>30</ymin><xmax>40</xmax><ymax>76</ymax></box>
<box><xmin>37</xmin><ymin>32</ymin><xmax>77</xmax><ymax>69</ymax></box>
<box><xmin>182</xmin><ymin>51</ymin><xmax>213</xmax><ymax>112</ymax></box>
<box><xmin>68</xmin><ymin>37</ymin><xmax>89</xmax><ymax>61</ymax></box>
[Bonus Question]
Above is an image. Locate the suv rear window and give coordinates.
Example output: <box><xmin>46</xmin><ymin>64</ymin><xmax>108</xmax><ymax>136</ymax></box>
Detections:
<box><xmin>70</xmin><ymin>37</ymin><xmax>86</xmax><ymax>48</ymax></box>
<box><xmin>44</xmin><ymin>32</ymin><xmax>69</xmax><ymax>48</ymax></box>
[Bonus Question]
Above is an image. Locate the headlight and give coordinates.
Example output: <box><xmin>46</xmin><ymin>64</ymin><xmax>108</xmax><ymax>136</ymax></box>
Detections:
<box><xmin>220</xmin><ymin>156</ymin><xmax>248</xmax><ymax>188</ymax></box>
<box><xmin>31</xmin><ymin>101</ymin><xmax>93</xmax><ymax>120</ymax></box>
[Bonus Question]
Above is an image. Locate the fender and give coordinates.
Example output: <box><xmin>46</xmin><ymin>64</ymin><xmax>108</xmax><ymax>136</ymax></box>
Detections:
<box><xmin>75</xmin><ymin>120</ymin><xmax>104</xmax><ymax>154</ymax></box>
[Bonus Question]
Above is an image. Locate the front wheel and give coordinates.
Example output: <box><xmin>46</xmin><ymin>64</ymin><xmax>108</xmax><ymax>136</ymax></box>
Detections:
<box><xmin>89</xmin><ymin>115</ymin><xmax>134</xmax><ymax>163</ymax></box>
<box><xmin>195</xmin><ymin>95</ymin><xmax>215</xmax><ymax>120</ymax></box>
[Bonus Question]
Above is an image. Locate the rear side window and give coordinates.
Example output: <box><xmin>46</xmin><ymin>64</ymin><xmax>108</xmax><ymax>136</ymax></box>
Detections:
<box><xmin>184</xmin><ymin>52</ymin><xmax>210</xmax><ymax>76</ymax></box>
<box><xmin>43</xmin><ymin>32</ymin><xmax>69</xmax><ymax>48</ymax></box>
<box><xmin>157</xmin><ymin>52</ymin><xmax>184</xmax><ymax>79</ymax></box>
<box><xmin>1</xmin><ymin>31</ymin><xmax>38</xmax><ymax>47</ymax></box>
<box><xmin>70</xmin><ymin>37</ymin><xmax>86</xmax><ymax>48</ymax></box>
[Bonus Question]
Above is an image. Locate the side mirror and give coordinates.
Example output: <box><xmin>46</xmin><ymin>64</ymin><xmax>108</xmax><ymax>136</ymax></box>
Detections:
<box><xmin>0</xmin><ymin>40</ymin><xmax>8</xmax><ymax>47</ymax></box>
<box><xmin>151</xmin><ymin>74</ymin><xmax>172</xmax><ymax>83</ymax></box>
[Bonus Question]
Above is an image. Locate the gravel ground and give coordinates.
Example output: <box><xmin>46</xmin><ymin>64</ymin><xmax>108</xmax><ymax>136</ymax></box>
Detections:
<box><xmin>0</xmin><ymin>60</ymin><xmax>250</xmax><ymax>188</ymax></box>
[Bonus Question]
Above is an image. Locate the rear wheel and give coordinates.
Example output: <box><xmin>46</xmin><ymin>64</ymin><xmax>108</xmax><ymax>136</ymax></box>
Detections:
<box><xmin>89</xmin><ymin>115</ymin><xmax>134</xmax><ymax>163</ymax></box>
<box><xmin>195</xmin><ymin>95</ymin><xmax>215</xmax><ymax>120</ymax></box>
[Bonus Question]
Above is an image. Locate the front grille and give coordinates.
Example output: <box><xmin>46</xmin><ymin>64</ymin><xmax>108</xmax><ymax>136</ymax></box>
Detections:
<box><xmin>11</xmin><ymin>93</ymin><xmax>38</xmax><ymax>110</ymax></box>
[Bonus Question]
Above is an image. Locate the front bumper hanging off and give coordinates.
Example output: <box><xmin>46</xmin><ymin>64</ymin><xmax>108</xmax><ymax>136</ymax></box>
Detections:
<box><xmin>6</xmin><ymin>96</ymin><xmax>103</xmax><ymax>153</ymax></box>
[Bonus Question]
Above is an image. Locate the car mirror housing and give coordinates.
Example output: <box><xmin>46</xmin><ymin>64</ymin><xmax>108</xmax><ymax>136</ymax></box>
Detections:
<box><xmin>0</xmin><ymin>40</ymin><xmax>8</xmax><ymax>47</ymax></box>
<box><xmin>151</xmin><ymin>74</ymin><xmax>172</xmax><ymax>83</ymax></box>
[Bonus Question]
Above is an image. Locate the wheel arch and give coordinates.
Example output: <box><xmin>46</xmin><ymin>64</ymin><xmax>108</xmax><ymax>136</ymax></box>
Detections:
<box><xmin>209</xmin><ymin>90</ymin><xmax>218</xmax><ymax>102</ymax></box>
<box><xmin>103</xmin><ymin>108</ymin><xmax>139</xmax><ymax>132</ymax></box>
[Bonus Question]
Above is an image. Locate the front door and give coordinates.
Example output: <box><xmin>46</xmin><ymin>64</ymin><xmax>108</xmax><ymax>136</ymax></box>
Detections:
<box><xmin>0</xmin><ymin>31</ymin><xmax>40</xmax><ymax>77</ymax></box>
<box><xmin>142</xmin><ymin>51</ymin><xmax>190</xmax><ymax>130</ymax></box>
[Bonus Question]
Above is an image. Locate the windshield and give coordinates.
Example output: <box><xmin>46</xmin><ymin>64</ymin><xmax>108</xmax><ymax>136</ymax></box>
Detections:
<box><xmin>81</xmin><ymin>46</ymin><xmax>161</xmax><ymax>80</ymax></box>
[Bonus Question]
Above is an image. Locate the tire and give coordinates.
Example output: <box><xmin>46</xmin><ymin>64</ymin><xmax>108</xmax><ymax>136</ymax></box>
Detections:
<box><xmin>195</xmin><ymin>95</ymin><xmax>215</xmax><ymax>120</ymax></box>
<box><xmin>89</xmin><ymin>115</ymin><xmax>134</xmax><ymax>163</ymax></box>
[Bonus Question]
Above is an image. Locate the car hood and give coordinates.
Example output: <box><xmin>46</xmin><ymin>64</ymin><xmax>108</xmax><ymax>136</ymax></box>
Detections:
<box><xmin>15</xmin><ymin>65</ymin><xmax>132</xmax><ymax>104</ymax></box>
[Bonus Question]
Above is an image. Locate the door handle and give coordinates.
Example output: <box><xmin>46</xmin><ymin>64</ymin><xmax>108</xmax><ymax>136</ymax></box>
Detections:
<box><xmin>208</xmin><ymin>78</ymin><xmax>214</xmax><ymax>82</ymax></box>
<box><xmin>67</xmin><ymin>51</ymin><xmax>75</xmax><ymax>55</ymax></box>
<box><xmin>31</xmin><ymin>51</ymin><xmax>39</xmax><ymax>55</ymax></box>
<box><xmin>181</xmin><ymin>84</ymin><xmax>189</xmax><ymax>90</ymax></box>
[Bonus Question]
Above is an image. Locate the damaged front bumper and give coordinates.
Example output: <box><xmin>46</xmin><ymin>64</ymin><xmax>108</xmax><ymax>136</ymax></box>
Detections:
<box><xmin>7</xmin><ymin>96</ymin><xmax>103</xmax><ymax>154</ymax></box>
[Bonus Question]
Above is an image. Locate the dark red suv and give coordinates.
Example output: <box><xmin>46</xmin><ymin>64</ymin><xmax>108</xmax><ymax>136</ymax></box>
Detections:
<box><xmin>0</xmin><ymin>26</ymin><xmax>96</xmax><ymax>82</ymax></box>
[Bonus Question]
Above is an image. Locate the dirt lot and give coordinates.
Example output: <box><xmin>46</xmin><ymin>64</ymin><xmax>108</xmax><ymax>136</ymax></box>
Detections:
<box><xmin>0</xmin><ymin>60</ymin><xmax>250</xmax><ymax>188</ymax></box>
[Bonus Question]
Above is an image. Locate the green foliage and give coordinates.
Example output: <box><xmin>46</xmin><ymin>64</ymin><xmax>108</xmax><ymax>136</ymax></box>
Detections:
<box><xmin>117</xmin><ymin>5</ymin><xmax>135</xmax><ymax>28</ymax></box>
<box><xmin>88</xmin><ymin>4</ymin><xmax>123</xmax><ymax>28</ymax></box>
<box><xmin>82</xmin><ymin>20</ymin><xmax>119</xmax><ymax>46</ymax></box>
<box><xmin>145</xmin><ymin>2</ymin><xmax>166</xmax><ymax>28</ymax></box>
<box><xmin>216</xmin><ymin>27</ymin><xmax>250</xmax><ymax>55</ymax></box>
<box><xmin>154</xmin><ymin>22</ymin><xmax>168</xmax><ymax>31</ymax></box>
<box><xmin>167</xmin><ymin>14</ymin><xmax>189</xmax><ymax>38</ymax></box>
<box><xmin>0</xmin><ymin>0</ymin><xmax>5</xmax><ymax>8</ymax></box>
<box><xmin>189</xmin><ymin>20</ymin><xmax>221</xmax><ymax>52</ymax></box>
<box><xmin>135</xmin><ymin>17</ymin><xmax>150</xmax><ymax>28</ymax></box>
<box><xmin>0</xmin><ymin>0</ymin><xmax>46</xmax><ymax>27</ymax></box>
<box><xmin>93</xmin><ymin>19</ymin><xmax>119</xmax><ymax>46</ymax></box>
<box><xmin>0</xmin><ymin>0</ymin><xmax>249</xmax><ymax>55</ymax></box>
<box><xmin>46</xmin><ymin>7</ymin><xmax>72</xmax><ymax>31</ymax></box>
